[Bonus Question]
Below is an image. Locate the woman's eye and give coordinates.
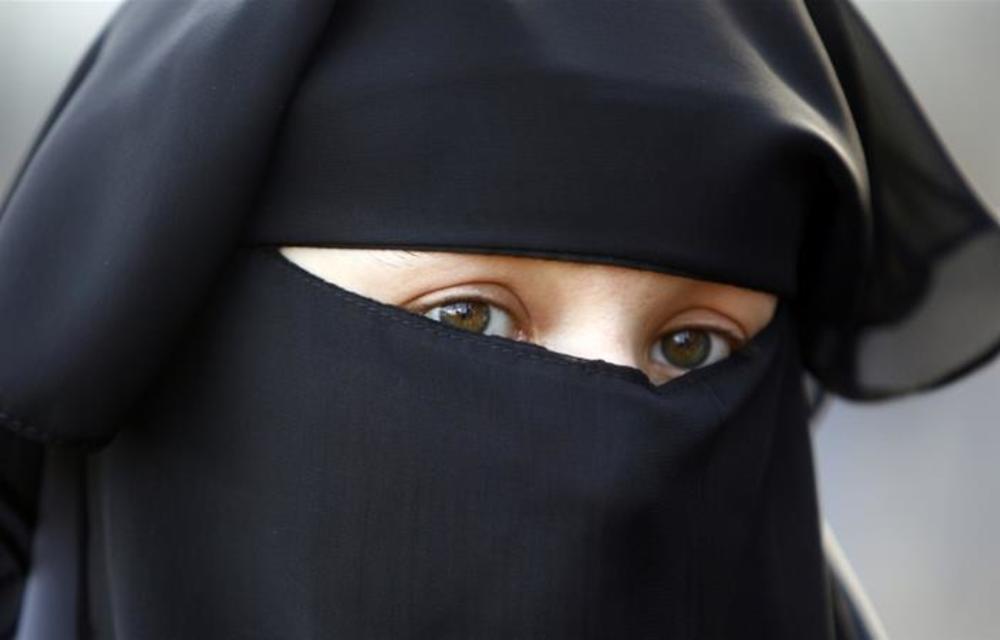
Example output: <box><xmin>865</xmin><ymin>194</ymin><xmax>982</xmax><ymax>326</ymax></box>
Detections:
<box><xmin>423</xmin><ymin>300</ymin><xmax>517</xmax><ymax>338</ymax></box>
<box><xmin>652</xmin><ymin>328</ymin><xmax>733</xmax><ymax>371</ymax></box>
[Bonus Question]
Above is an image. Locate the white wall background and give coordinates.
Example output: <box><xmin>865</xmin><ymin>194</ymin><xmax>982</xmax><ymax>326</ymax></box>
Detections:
<box><xmin>2</xmin><ymin>2</ymin><xmax>998</xmax><ymax>639</ymax></box>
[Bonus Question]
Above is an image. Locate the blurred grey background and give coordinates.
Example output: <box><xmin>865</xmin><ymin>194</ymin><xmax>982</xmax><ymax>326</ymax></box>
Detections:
<box><xmin>2</xmin><ymin>2</ymin><xmax>998</xmax><ymax>639</ymax></box>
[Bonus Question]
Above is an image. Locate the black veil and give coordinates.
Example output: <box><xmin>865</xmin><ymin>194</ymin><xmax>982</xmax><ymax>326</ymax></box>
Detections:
<box><xmin>2</xmin><ymin>2</ymin><xmax>998</xmax><ymax>638</ymax></box>
<box><xmin>2</xmin><ymin>0</ymin><xmax>997</xmax><ymax>449</ymax></box>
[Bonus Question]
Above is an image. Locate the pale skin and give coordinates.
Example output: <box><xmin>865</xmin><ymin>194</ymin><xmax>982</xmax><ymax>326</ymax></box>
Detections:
<box><xmin>280</xmin><ymin>247</ymin><xmax>778</xmax><ymax>386</ymax></box>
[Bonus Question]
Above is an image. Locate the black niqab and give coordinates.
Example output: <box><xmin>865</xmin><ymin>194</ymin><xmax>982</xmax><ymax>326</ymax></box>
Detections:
<box><xmin>1</xmin><ymin>1</ymin><xmax>998</xmax><ymax>638</ymax></box>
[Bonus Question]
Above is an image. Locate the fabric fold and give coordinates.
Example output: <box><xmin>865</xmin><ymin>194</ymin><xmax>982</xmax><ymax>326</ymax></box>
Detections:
<box><xmin>0</xmin><ymin>0</ymin><xmax>337</xmax><ymax>447</ymax></box>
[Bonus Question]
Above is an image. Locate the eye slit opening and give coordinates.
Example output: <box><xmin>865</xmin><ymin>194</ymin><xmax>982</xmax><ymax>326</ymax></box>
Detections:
<box><xmin>272</xmin><ymin>249</ymin><xmax>778</xmax><ymax>395</ymax></box>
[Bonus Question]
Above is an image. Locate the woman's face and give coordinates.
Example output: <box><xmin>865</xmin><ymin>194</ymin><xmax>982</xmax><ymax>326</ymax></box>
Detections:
<box><xmin>281</xmin><ymin>247</ymin><xmax>778</xmax><ymax>386</ymax></box>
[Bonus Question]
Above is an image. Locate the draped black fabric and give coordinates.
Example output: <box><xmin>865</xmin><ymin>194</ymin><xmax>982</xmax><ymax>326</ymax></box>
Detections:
<box><xmin>1</xmin><ymin>0</ymin><xmax>998</xmax><ymax>637</ymax></box>
<box><xmin>82</xmin><ymin>248</ymin><xmax>830</xmax><ymax>638</ymax></box>
<box><xmin>799</xmin><ymin>0</ymin><xmax>1000</xmax><ymax>398</ymax></box>
<box><xmin>0</xmin><ymin>433</ymin><xmax>43</xmax><ymax>637</ymax></box>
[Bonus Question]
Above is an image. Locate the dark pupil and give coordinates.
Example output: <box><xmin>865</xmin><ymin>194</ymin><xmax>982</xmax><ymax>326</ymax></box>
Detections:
<box><xmin>660</xmin><ymin>329</ymin><xmax>710</xmax><ymax>369</ymax></box>
<box><xmin>439</xmin><ymin>301</ymin><xmax>490</xmax><ymax>333</ymax></box>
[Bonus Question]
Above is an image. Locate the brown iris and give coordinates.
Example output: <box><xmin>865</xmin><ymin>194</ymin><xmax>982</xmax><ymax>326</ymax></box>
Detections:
<box><xmin>659</xmin><ymin>329</ymin><xmax>711</xmax><ymax>369</ymax></box>
<box><xmin>439</xmin><ymin>301</ymin><xmax>490</xmax><ymax>333</ymax></box>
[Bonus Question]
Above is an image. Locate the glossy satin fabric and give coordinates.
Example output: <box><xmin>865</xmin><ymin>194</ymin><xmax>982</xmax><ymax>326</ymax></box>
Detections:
<box><xmin>1</xmin><ymin>0</ymin><xmax>999</xmax><ymax>638</ymax></box>
<box><xmin>82</xmin><ymin>248</ymin><xmax>828</xmax><ymax>638</ymax></box>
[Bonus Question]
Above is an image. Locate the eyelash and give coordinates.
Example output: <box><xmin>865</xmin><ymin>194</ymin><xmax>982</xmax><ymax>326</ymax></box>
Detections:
<box><xmin>417</xmin><ymin>296</ymin><xmax>745</xmax><ymax>372</ymax></box>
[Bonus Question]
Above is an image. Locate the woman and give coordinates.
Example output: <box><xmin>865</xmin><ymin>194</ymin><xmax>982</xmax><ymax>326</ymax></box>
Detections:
<box><xmin>2</xmin><ymin>0</ymin><xmax>998</xmax><ymax>638</ymax></box>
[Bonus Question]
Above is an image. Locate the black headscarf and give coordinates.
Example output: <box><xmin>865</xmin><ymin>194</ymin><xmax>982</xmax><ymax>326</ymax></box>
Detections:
<box><xmin>1</xmin><ymin>1</ymin><xmax>997</xmax><ymax>638</ymax></box>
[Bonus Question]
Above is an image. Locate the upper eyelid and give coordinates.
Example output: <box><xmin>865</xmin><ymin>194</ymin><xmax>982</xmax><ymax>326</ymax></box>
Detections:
<box><xmin>657</xmin><ymin>310</ymin><xmax>749</xmax><ymax>346</ymax></box>
<box><xmin>659</xmin><ymin>323</ymin><xmax>746</xmax><ymax>350</ymax></box>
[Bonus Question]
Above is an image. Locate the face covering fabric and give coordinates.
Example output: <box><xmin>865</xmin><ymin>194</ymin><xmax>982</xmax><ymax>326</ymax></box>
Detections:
<box><xmin>79</xmin><ymin>248</ymin><xmax>828</xmax><ymax>639</ymax></box>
